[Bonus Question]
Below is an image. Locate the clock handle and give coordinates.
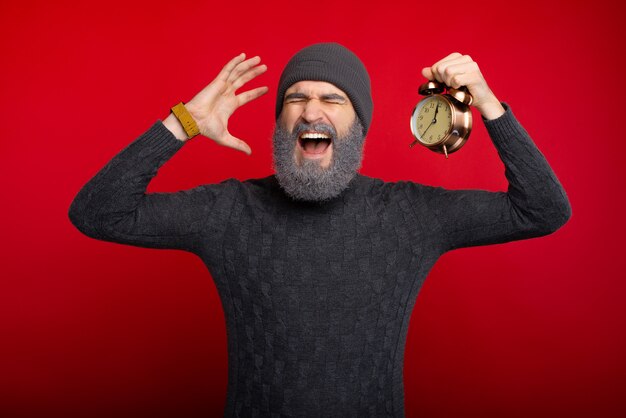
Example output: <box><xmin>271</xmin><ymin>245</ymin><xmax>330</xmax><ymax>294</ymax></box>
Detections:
<box><xmin>448</xmin><ymin>86</ymin><xmax>473</xmax><ymax>106</ymax></box>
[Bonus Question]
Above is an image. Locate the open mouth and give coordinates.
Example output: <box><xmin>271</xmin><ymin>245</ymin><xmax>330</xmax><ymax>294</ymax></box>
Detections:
<box><xmin>298</xmin><ymin>132</ymin><xmax>332</xmax><ymax>154</ymax></box>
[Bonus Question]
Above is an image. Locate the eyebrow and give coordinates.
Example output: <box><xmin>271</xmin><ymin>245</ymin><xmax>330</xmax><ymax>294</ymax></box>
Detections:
<box><xmin>284</xmin><ymin>92</ymin><xmax>347</xmax><ymax>102</ymax></box>
<box><xmin>284</xmin><ymin>92</ymin><xmax>308</xmax><ymax>101</ymax></box>
<box><xmin>321</xmin><ymin>93</ymin><xmax>347</xmax><ymax>102</ymax></box>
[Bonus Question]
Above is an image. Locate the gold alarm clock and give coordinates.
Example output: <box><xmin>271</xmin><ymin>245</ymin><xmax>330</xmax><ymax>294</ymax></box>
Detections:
<box><xmin>410</xmin><ymin>81</ymin><xmax>473</xmax><ymax>158</ymax></box>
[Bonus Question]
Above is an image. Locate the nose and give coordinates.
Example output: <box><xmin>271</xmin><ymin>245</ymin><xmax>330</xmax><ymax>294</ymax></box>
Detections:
<box><xmin>301</xmin><ymin>98</ymin><xmax>325</xmax><ymax>124</ymax></box>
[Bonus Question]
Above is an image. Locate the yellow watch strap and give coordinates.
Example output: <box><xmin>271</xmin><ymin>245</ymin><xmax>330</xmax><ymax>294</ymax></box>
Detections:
<box><xmin>170</xmin><ymin>102</ymin><xmax>200</xmax><ymax>139</ymax></box>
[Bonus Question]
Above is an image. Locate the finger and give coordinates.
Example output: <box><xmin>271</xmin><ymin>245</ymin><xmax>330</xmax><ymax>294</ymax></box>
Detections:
<box><xmin>421</xmin><ymin>67</ymin><xmax>434</xmax><ymax>80</ymax></box>
<box><xmin>216</xmin><ymin>53</ymin><xmax>247</xmax><ymax>82</ymax></box>
<box><xmin>236</xmin><ymin>86</ymin><xmax>269</xmax><ymax>107</ymax></box>
<box><xmin>429</xmin><ymin>52</ymin><xmax>463</xmax><ymax>82</ymax></box>
<box><xmin>434</xmin><ymin>54</ymin><xmax>473</xmax><ymax>84</ymax></box>
<box><xmin>426</xmin><ymin>52</ymin><xmax>467</xmax><ymax>83</ymax></box>
<box><xmin>438</xmin><ymin>61</ymin><xmax>480</xmax><ymax>88</ymax></box>
<box><xmin>232</xmin><ymin>63</ymin><xmax>268</xmax><ymax>90</ymax></box>
<box><xmin>227</xmin><ymin>56</ymin><xmax>262</xmax><ymax>85</ymax></box>
<box><xmin>443</xmin><ymin>71</ymin><xmax>471</xmax><ymax>89</ymax></box>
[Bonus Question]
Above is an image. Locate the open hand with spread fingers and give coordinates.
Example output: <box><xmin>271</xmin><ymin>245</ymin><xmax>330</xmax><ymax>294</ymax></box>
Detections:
<box><xmin>165</xmin><ymin>53</ymin><xmax>268</xmax><ymax>154</ymax></box>
<box><xmin>421</xmin><ymin>53</ymin><xmax>505</xmax><ymax>120</ymax></box>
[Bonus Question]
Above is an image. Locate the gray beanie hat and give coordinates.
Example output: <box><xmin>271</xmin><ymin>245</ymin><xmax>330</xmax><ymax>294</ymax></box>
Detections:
<box><xmin>275</xmin><ymin>42</ymin><xmax>373</xmax><ymax>134</ymax></box>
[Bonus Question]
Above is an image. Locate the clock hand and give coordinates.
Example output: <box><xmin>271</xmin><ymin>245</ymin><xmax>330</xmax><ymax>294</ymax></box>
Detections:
<box><xmin>422</xmin><ymin>104</ymin><xmax>440</xmax><ymax>135</ymax></box>
<box><xmin>422</xmin><ymin>119</ymin><xmax>435</xmax><ymax>136</ymax></box>
<box><xmin>411</xmin><ymin>123</ymin><xmax>434</xmax><ymax>147</ymax></box>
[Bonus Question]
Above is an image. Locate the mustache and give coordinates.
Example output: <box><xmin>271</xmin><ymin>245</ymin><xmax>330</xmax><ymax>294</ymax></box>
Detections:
<box><xmin>292</xmin><ymin>122</ymin><xmax>337</xmax><ymax>139</ymax></box>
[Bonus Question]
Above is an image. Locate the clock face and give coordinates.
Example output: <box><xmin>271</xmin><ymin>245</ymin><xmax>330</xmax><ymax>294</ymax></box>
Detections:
<box><xmin>411</xmin><ymin>95</ymin><xmax>452</xmax><ymax>145</ymax></box>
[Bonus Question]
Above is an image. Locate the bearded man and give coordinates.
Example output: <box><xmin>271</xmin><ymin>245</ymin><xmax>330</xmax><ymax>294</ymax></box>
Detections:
<box><xmin>69</xmin><ymin>43</ymin><xmax>571</xmax><ymax>417</ymax></box>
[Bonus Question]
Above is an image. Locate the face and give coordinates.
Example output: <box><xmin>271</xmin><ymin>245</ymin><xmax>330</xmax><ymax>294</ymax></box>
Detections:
<box><xmin>279</xmin><ymin>81</ymin><xmax>357</xmax><ymax>169</ymax></box>
<box><xmin>273</xmin><ymin>80</ymin><xmax>366</xmax><ymax>203</ymax></box>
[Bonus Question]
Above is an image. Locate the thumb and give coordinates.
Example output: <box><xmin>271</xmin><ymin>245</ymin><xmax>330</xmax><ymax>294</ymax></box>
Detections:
<box><xmin>224</xmin><ymin>134</ymin><xmax>252</xmax><ymax>156</ymax></box>
<box><xmin>421</xmin><ymin>67</ymin><xmax>434</xmax><ymax>80</ymax></box>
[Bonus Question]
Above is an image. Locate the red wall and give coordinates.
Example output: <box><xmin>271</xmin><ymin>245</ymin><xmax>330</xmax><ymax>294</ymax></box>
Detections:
<box><xmin>1</xmin><ymin>0</ymin><xmax>624</xmax><ymax>417</ymax></box>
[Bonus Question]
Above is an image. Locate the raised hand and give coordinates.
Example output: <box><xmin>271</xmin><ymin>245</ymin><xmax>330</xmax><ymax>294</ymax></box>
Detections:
<box><xmin>421</xmin><ymin>53</ymin><xmax>505</xmax><ymax>120</ymax></box>
<box><xmin>166</xmin><ymin>53</ymin><xmax>268</xmax><ymax>154</ymax></box>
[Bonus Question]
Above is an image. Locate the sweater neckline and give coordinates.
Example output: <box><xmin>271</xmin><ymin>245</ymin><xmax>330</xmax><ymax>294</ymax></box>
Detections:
<box><xmin>268</xmin><ymin>173</ymin><xmax>368</xmax><ymax>211</ymax></box>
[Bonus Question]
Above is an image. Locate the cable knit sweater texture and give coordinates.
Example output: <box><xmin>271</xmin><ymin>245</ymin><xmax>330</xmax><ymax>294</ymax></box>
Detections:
<box><xmin>68</xmin><ymin>103</ymin><xmax>571</xmax><ymax>417</ymax></box>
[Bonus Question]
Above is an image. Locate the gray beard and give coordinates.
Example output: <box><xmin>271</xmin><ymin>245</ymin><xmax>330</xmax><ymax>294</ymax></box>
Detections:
<box><xmin>272</xmin><ymin>119</ymin><xmax>366</xmax><ymax>202</ymax></box>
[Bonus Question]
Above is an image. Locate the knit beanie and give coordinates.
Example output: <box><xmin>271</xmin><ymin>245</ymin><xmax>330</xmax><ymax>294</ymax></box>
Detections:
<box><xmin>275</xmin><ymin>42</ymin><xmax>373</xmax><ymax>134</ymax></box>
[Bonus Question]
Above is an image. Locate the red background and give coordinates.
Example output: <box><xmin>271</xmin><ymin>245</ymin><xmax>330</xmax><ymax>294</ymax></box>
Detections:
<box><xmin>1</xmin><ymin>0</ymin><xmax>624</xmax><ymax>417</ymax></box>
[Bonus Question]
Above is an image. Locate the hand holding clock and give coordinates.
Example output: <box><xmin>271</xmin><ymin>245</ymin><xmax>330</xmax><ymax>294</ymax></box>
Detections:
<box><xmin>421</xmin><ymin>53</ymin><xmax>505</xmax><ymax>120</ymax></box>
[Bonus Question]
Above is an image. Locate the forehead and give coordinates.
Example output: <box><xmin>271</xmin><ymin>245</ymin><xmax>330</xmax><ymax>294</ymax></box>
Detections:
<box><xmin>285</xmin><ymin>80</ymin><xmax>349</xmax><ymax>98</ymax></box>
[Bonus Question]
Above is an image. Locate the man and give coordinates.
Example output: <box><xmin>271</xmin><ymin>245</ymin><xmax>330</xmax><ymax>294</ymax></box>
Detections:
<box><xmin>69</xmin><ymin>43</ymin><xmax>571</xmax><ymax>417</ymax></box>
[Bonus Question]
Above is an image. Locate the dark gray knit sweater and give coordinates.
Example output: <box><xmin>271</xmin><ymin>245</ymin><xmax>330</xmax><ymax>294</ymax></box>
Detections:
<box><xmin>68</xmin><ymin>104</ymin><xmax>571</xmax><ymax>417</ymax></box>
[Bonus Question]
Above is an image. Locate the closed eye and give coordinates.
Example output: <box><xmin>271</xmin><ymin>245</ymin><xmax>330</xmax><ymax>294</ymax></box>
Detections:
<box><xmin>320</xmin><ymin>93</ymin><xmax>347</xmax><ymax>104</ymax></box>
<box><xmin>284</xmin><ymin>93</ymin><xmax>308</xmax><ymax>104</ymax></box>
<box><xmin>284</xmin><ymin>93</ymin><xmax>348</xmax><ymax>105</ymax></box>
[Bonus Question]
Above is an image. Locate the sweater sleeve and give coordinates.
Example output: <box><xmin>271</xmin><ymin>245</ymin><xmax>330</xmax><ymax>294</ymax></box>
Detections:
<box><xmin>415</xmin><ymin>103</ymin><xmax>571</xmax><ymax>252</ymax></box>
<box><xmin>68</xmin><ymin>121</ymin><xmax>231</xmax><ymax>253</ymax></box>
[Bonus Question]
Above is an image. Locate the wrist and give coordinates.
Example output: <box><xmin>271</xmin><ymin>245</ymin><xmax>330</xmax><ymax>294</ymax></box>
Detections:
<box><xmin>477</xmin><ymin>98</ymin><xmax>505</xmax><ymax>120</ymax></box>
<box><xmin>163</xmin><ymin>113</ymin><xmax>190</xmax><ymax>142</ymax></box>
<box><xmin>183</xmin><ymin>101</ymin><xmax>202</xmax><ymax>124</ymax></box>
